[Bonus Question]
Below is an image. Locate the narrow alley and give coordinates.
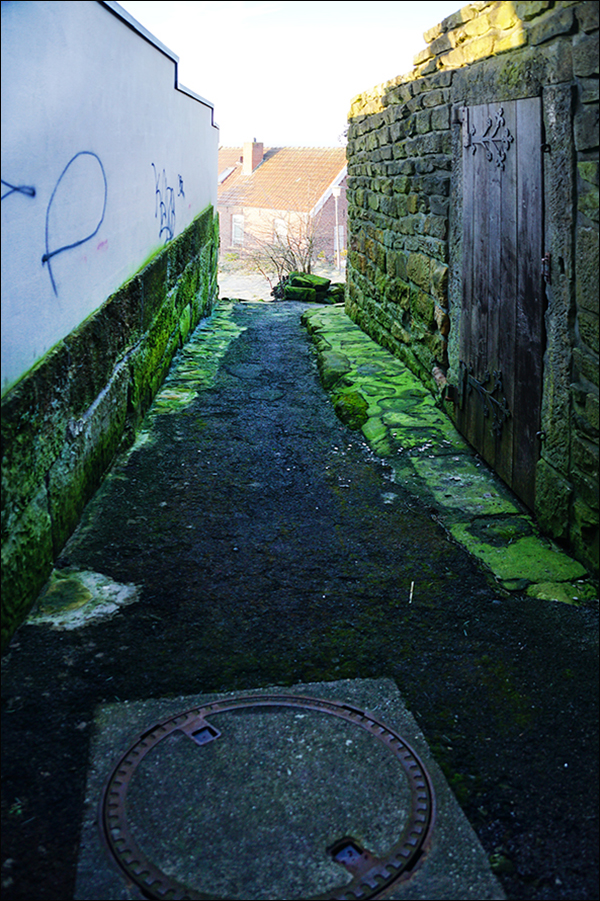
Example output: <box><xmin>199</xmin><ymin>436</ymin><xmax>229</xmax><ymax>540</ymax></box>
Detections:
<box><xmin>1</xmin><ymin>299</ymin><xmax>598</xmax><ymax>901</ymax></box>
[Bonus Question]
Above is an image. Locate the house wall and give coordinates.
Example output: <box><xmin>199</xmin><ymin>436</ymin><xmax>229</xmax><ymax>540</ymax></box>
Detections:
<box><xmin>1</xmin><ymin>1</ymin><xmax>220</xmax><ymax>649</ymax></box>
<box><xmin>345</xmin><ymin>0</ymin><xmax>598</xmax><ymax>573</ymax></box>
<box><xmin>220</xmin><ymin>183</ymin><xmax>348</xmax><ymax>264</ymax></box>
<box><xmin>312</xmin><ymin>187</ymin><xmax>348</xmax><ymax>263</ymax></box>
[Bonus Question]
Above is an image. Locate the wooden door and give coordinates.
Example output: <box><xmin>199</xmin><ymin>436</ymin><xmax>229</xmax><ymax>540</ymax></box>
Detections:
<box><xmin>456</xmin><ymin>98</ymin><xmax>545</xmax><ymax>510</ymax></box>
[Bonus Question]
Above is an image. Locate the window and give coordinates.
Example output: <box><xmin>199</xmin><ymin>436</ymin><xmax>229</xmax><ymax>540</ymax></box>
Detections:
<box><xmin>232</xmin><ymin>214</ymin><xmax>244</xmax><ymax>246</ymax></box>
<box><xmin>334</xmin><ymin>224</ymin><xmax>345</xmax><ymax>252</ymax></box>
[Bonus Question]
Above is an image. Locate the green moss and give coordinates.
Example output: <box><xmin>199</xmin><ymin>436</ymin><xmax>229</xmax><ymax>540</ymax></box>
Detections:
<box><xmin>37</xmin><ymin>572</ymin><xmax>93</xmax><ymax>614</ymax></box>
<box><xmin>2</xmin><ymin>209</ymin><xmax>219</xmax><ymax>650</ymax></box>
<box><xmin>450</xmin><ymin>524</ymin><xmax>588</xmax><ymax>585</ymax></box>
<box><xmin>332</xmin><ymin>390</ymin><xmax>369</xmax><ymax>430</ymax></box>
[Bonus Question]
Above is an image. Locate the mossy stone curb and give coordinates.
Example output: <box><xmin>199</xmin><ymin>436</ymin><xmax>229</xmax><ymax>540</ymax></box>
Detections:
<box><xmin>302</xmin><ymin>307</ymin><xmax>597</xmax><ymax>604</ymax></box>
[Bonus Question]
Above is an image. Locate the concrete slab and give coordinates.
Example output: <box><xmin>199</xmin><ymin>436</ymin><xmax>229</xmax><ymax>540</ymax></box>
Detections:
<box><xmin>75</xmin><ymin>679</ymin><xmax>504</xmax><ymax>900</ymax></box>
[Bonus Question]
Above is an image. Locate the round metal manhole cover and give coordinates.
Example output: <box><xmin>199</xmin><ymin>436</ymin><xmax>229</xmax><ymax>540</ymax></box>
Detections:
<box><xmin>99</xmin><ymin>695</ymin><xmax>435</xmax><ymax>900</ymax></box>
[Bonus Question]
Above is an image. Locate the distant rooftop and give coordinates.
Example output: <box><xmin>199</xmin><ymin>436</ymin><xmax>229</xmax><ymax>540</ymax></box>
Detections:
<box><xmin>218</xmin><ymin>145</ymin><xmax>347</xmax><ymax>213</ymax></box>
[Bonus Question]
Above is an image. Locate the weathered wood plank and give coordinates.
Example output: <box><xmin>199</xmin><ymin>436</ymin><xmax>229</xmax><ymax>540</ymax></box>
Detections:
<box><xmin>494</xmin><ymin>100</ymin><xmax>518</xmax><ymax>489</ymax></box>
<box><xmin>469</xmin><ymin>102</ymin><xmax>491</xmax><ymax>454</ymax></box>
<box><xmin>459</xmin><ymin>106</ymin><xmax>476</xmax><ymax>447</ymax></box>
<box><xmin>512</xmin><ymin>96</ymin><xmax>543</xmax><ymax>509</ymax></box>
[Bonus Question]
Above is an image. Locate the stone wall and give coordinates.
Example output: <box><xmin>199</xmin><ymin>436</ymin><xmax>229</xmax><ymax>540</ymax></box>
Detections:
<box><xmin>1</xmin><ymin>207</ymin><xmax>219</xmax><ymax>650</ymax></box>
<box><xmin>345</xmin><ymin>0</ymin><xmax>599</xmax><ymax>573</ymax></box>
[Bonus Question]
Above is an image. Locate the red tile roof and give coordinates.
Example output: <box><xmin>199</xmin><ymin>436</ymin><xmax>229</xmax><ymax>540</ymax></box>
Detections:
<box><xmin>218</xmin><ymin>146</ymin><xmax>346</xmax><ymax>213</ymax></box>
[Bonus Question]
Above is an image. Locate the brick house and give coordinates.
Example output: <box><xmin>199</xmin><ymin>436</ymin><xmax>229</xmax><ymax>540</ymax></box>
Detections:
<box><xmin>218</xmin><ymin>142</ymin><xmax>347</xmax><ymax>266</ymax></box>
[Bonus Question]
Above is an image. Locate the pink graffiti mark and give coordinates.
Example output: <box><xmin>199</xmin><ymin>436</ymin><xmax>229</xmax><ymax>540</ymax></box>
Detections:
<box><xmin>97</xmin><ymin>239</ymin><xmax>108</xmax><ymax>251</ymax></box>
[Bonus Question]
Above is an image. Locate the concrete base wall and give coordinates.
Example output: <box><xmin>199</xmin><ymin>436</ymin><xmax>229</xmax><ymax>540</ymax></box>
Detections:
<box><xmin>1</xmin><ymin>207</ymin><xmax>219</xmax><ymax>650</ymax></box>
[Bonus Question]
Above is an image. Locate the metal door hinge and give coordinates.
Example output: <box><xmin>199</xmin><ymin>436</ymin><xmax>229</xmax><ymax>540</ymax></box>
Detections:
<box><xmin>542</xmin><ymin>252</ymin><xmax>551</xmax><ymax>284</ymax></box>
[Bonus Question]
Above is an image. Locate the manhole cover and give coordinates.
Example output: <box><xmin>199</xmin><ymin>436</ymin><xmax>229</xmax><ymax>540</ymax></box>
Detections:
<box><xmin>99</xmin><ymin>694</ymin><xmax>435</xmax><ymax>900</ymax></box>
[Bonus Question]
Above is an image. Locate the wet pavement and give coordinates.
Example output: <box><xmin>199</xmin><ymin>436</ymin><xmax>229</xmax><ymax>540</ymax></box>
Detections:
<box><xmin>1</xmin><ymin>298</ymin><xmax>598</xmax><ymax>900</ymax></box>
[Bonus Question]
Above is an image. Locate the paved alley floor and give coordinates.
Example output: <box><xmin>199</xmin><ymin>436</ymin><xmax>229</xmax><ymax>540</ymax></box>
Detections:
<box><xmin>1</xmin><ymin>299</ymin><xmax>598</xmax><ymax>901</ymax></box>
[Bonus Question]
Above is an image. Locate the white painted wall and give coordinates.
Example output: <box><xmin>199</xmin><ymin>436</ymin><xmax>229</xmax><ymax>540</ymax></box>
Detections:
<box><xmin>1</xmin><ymin>0</ymin><xmax>219</xmax><ymax>395</ymax></box>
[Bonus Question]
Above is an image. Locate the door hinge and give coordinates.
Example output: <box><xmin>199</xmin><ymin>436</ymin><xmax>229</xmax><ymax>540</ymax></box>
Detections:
<box><xmin>542</xmin><ymin>252</ymin><xmax>551</xmax><ymax>284</ymax></box>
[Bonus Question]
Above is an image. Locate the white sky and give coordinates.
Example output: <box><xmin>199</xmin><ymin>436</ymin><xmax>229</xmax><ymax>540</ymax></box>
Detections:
<box><xmin>117</xmin><ymin>1</ymin><xmax>463</xmax><ymax>148</ymax></box>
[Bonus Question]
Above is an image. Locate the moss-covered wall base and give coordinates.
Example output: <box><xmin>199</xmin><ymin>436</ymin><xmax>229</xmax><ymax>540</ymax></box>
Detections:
<box><xmin>1</xmin><ymin>207</ymin><xmax>219</xmax><ymax>650</ymax></box>
<box><xmin>346</xmin><ymin>1</ymin><xmax>599</xmax><ymax>575</ymax></box>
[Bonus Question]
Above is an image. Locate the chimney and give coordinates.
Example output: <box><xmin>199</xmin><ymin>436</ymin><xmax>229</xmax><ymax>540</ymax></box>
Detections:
<box><xmin>242</xmin><ymin>139</ymin><xmax>263</xmax><ymax>175</ymax></box>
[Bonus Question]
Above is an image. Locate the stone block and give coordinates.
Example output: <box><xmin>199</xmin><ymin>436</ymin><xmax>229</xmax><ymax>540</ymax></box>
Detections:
<box><xmin>434</xmin><ymin>304</ymin><xmax>451</xmax><ymax>337</ymax></box>
<box><xmin>422</xmin><ymin>89</ymin><xmax>450</xmax><ymax>109</ymax></box>
<box><xmin>578</xmin><ymin>310</ymin><xmax>599</xmax><ymax>353</ymax></box>
<box><xmin>573</xmin><ymin>31</ymin><xmax>599</xmax><ymax>78</ymax></box>
<box><xmin>579</xmin><ymin>161</ymin><xmax>599</xmax><ymax>188</ymax></box>
<box><xmin>535</xmin><ymin>457</ymin><xmax>572</xmax><ymax>539</ymax></box>
<box><xmin>431</xmin><ymin>104</ymin><xmax>452</xmax><ymax>130</ymax></box>
<box><xmin>430</xmin><ymin>260</ymin><xmax>449</xmax><ymax>305</ymax></box>
<box><xmin>385</xmin><ymin>250</ymin><xmax>407</xmax><ymax>280</ymax></box>
<box><xmin>430</xmin><ymin>195</ymin><xmax>450</xmax><ymax>216</ymax></box>
<box><xmin>515</xmin><ymin>1</ymin><xmax>552</xmax><ymax>21</ymax></box>
<box><xmin>423</xmin><ymin>22</ymin><xmax>443</xmax><ymax>45</ymax></box>
<box><xmin>424</xmin><ymin>215</ymin><xmax>448</xmax><ymax>240</ymax></box>
<box><xmin>494</xmin><ymin>26</ymin><xmax>529</xmax><ymax>54</ymax></box>
<box><xmin>576</xmin><ymin>227</ymin><xmax>600</xmax><ymax>313</ymax></box>
<box><xmin>430</xmin><ymin>32</ymin><xmax>455</xmax><ymax>57</ymax></box>
<box><xmin>571</xmin><ymin>432</ymin><xmax>599</xmax><ymax>478</ymax></box>
<box><xmin>574</xmin><ymin>104</ymin><xmax>599</xmax><ymax>152</ymax></box>
<box><xmin>529</xmin><ymin>5</ymin><xmax>575</xmax><ymax>44</ymax></box>
<box><xmin>443</xmin><ymin>7</ymin><xmax>473</xmax><ymax>32</ymax></box>
<box><xmin>580</xmin><ymin>77</ymin><xmax>600</xmax><ymax>103</ymax></box>
<box><xmin>416</xmin><ymin>110</ymin><xmax>432</xmax><ymax>134</ymax></box>
<box><xmin>407</xmin><ymin>252</ymin><xmax>430</xmax><ymax>290</ymax></box>
<box><xmin>393</xmin><ymin>175</ymin><xmax>411</xmax><ymax>194</ymax></box>
<box><xmin>576</xmin><ymin>0</ymin><xmax>600</xmax><ymax>33</ymax></box>
<box><xmin>47</xmin><ymin>364</ymin><xmax>130</xmax><ymax>552</ymax></box>
<box><xmin>406</xmin><ymin>194</ymin><xmax>420</xmax><ymax>214</ymax></box>
<box><xmin>380</xmin><ymin>195</ymin><xmax>398</xmax><ymax>217</ymax></box>
<box><xmin>1</xmin><ymin>487</ymin><xmax>54</xmax><ymax>650</ymax></box>
<box><xmin>573</xmin><ymin>347</ymin><xmax>599</xmax><ymax>386</ymax></box>
<box><xmin>586</xmin><ymin>392</ymin><xmax>600</xmax><ymax>433</ymax></box>
<box><xmin>458</xmin><ymin>14</ymin><xmax>492</xmax><ymax>42</ymax></box>
<box><xmin>572</xmin><ymin>468</ymin><xmax>599</xmax><ymax>511</ymax></box>
<box><xmin>413</xmin><ymin>45</ymin><xmax>434</xmax><ymax>67</ymax></box>
<box><xmin>578</xmin><ymin>179</ymin><xmax>599</xmax><ymax>223</ymax></box>
<box><xmin>463</xmin><ymin>34</ymin><xmax>498</xmax><ymax>65</ymax></box>
<box><xmin>489</xmin><ymin>3</ymin><xmax>520</xmax><ymax>30</ymax></box>
<box><xmin>1</xmin><ymin>346</ymin><xmax>70</xmax><ymax>533</ymax></box>
<box><xmin>569</xmin><ymin>498</ymin><xmax>599</xmax><ymax>573</ymax></box>
<box><xmin>411</xmin><ymin>288</ymin><xmax>435</xmax><ymax>327</ymax></box>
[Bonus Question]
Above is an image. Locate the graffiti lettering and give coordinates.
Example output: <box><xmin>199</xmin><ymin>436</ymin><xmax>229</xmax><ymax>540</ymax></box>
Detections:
<box><xmin>1</xmin><ymin>179</ymin><xmax>36</xmax><ymax>201</ymax></box>
<box><xmin>178</xmin><ymin>174</ymin><xmax>185</xmax><ymax>198</ymax></box>
<box><xmin>152</xmin><ymin>163</ymin><xmax>177</xmax><ymax>243</ymax></box>
<box><xmin>41</xmin><ymin>151</ymin><xmax>107</xmax><ymax>296</ymax></box>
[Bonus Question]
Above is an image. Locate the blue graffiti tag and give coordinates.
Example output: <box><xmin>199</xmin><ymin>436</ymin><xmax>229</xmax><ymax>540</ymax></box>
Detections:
<box><xmin>41</xmin><ymin>151</ymin><xmax>107</xmax><ymax>296</ymax></box>
<box><xmin>152</xmin><ymin>163</ymin><xmax>177</xmax><ymax>242</ymax></box>
<box><xmin>1</xmin><ymin>179</ymin><xmax>36</xmax><ymax>201</ymax></box>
